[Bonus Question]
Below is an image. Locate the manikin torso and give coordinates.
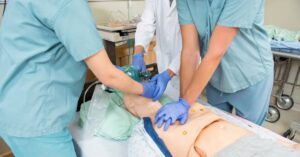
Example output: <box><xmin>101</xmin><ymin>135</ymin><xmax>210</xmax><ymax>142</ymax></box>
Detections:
<box><xmin>123</xmin><ymin>94</ymin><xmax>300</xmax><ymax>157</ymax></box>
<box><xmin>124</xmin><ymin>94</ymin><xmax>249</xmax><ymax>157</ymax></box>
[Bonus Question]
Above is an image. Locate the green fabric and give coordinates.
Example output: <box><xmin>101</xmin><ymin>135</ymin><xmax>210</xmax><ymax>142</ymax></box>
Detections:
<box><xmin>79</xmin><ymin>92</ymin><xmax>173</xmax><ymax>140</ymax></box>
<box><xmin>93</xmin><ymin>92</ymin><xmax>140</xmax><ymax>140</ymax></box>
<box><xmin>265</xmin><ymin>25</ymin><xmax>300</xmax><ymax>42</ymax></box>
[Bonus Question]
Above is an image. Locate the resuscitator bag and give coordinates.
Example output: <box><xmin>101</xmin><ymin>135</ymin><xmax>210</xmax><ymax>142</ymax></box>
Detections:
<box><xmin>80</xmin><ymin>86</ymin><xmax>173</xmax><ymax>140</ymax></box>
<box><xmin>85</xmin><ymin>87</ymin><xmax>139</xmax><ymax>140</ymax></box>
<box><xmin>79</xmin><ymin>65</ymin><xmax>172</xmax><ymax>140</ymax></box>
<box><xmin>119</xmin><ymin>65</ymin><xmax>152</xmax><ymax>82</ymax></box>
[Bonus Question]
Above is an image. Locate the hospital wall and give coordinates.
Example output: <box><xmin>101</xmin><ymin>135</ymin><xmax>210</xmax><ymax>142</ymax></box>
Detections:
<box><xmin>0</xmin><ymin>1</ymin><xmax>145</xmax><ymax>24</ymax></box>
<box><xmin>88</xmin><ymin>1</ymin><xmax>144</xmax><ymax>25</ymax></box>
<box><xmin>265</xmin><ymin>0</ymin><xmax>300</xmax><ymax>31</ymax></box>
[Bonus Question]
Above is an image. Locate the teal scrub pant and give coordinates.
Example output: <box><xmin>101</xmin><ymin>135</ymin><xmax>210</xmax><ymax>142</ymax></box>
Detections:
<box><xmin>0</xmin><ymin>128</ymin><xmax>77</xmax><ymax>157</ymax></box>
<box><xmin>206</xmin><ymin>72</ymin><xmax>273</xmax><ymax>125</ymax></box>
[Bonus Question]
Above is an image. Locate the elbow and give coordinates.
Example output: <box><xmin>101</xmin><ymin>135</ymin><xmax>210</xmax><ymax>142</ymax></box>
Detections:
<box><xmin>99</xmin><ymin>72</ymin><xmax>117</xmax><ymax>88</ymax></box>
<box><xmin>206</xmin><ymin>49</ymin><xmax>226</xmax><ymax>62</ymax></box>
<box><xmin>182</xmin><ymin>48</ymin><xmax>200</xmax><ymax>60</ymax></box>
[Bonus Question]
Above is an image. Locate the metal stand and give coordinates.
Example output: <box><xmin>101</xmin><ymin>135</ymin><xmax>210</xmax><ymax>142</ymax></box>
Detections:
<box><xmin>266</xmin><ymin>51</ymin><xmax>300</xmax><ymax>141</ymax></box>
<box><xmin>273</xmin><ymin>57</ymin><xmax>295</xmax><ymax>110</ymax></box>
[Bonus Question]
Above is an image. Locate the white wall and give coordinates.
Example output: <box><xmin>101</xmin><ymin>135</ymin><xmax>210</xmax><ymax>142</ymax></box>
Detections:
<box><xmin>89</xmin><ymin>1</ymin><xmax>144</xmax><ymax>25</ymax></box>
<box><xmin>0</xmin><ymin>1</ymin><xmax>145</xmax><ymax>25</ymax></box>
<box><xmin>265</xmin><ymin>0</ymin><xmax>300</xmax><ymax>31</ymax></box>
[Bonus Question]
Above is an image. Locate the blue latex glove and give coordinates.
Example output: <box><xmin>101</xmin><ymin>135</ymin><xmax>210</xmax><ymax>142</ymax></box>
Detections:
<box><xmin>141</xmin><ymin>81</ymin><xmax>156</xmax><ymax>99</ymax></box>
<box><xmin>155</xmin><ymin>98</ymin><xmax>190</xmax><ymax>131</ymax></box>
<box><xmin>140</xmin><ymin>80</ymin><xmax>160</xmax><ymax>100</ymax></box>
<box><xmin>132</xmin><ymin>53</ymin><xmax>146</xmax><ymax>72</ymax></box>
<box><xmin>150</xmin><ymin>70</ymin><xmax>171</xmax><ymax>101</ymax></box>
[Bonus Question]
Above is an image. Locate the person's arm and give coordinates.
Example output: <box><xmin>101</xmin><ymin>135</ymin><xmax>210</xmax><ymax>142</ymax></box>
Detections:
<box><xmin>134</xmin><ymin>0</ymin><xmax>156</xmax><ymax>54</ymax></box>
<box><xmin>44</xmin><ymin>0</ymin><xmax>159</xmax><ymax>99</ymax></box>
<box><xmin>182</xmin><ymin>26</ymin><xmax>239</xmax><ymax>104</ymax></box>
<box><xmin>85</xmin><ymin>49</ymin><xmax>143</xmax><ymax>95</ymax></box>
<box><xmin>180</xmin><ymin>24</ymin><xmax>201</xmax><ymax>96</ymax></box>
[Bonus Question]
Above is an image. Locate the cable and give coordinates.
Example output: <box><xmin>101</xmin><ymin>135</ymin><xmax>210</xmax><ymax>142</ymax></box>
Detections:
<box><xmin>128</xmin><ymin>39</ymin><xmax>131</xmax><ymax>64</ymax></box>
<box><xmin>83</xmin><ymin>80</ymin><xmax>100</xmax><ymax>103</ymax></box>
<box><xmin>2</xmin><ymin>0</ymin><xmax>7</xmax><ymax>16</ymax></box>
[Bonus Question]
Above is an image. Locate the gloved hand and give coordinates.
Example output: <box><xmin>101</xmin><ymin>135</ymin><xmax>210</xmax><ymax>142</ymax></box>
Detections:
<box><xmin>155</xmin><ymin>98</ymin><xmax>190</xmax><ymax>131</ymax></box>
<box><xmin>150</xmin><ymin>70</ymin><xmax>171</xmax><ymax>101</ymax></box>
<box><xmin>132</xmin><ymin>53</ymin><xmax>146</xmax><ymax>72</ymax></box>
<box><xmin>141</xmin><ymin>79</ymin><xmax>167</xmax><ymax>101</ymax></box>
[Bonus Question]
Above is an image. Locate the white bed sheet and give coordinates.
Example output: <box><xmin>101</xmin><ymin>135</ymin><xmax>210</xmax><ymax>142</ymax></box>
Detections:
<box><xmin>70</xmin><ymin>114</ymin><xmax>128</xmax><ymax>157</ymax></box>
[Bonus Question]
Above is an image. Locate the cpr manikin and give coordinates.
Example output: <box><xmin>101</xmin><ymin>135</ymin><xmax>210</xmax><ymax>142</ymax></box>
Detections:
<box><xmin>123</xmin><ymin>94</ymin><xmax>300</xmax><ymax>157</ymax></box>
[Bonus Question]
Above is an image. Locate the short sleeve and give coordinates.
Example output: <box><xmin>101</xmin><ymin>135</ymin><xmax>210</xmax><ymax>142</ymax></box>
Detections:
<box><xmin>176</xmin><ymin>0</ymin><xmax>193</xmax><ymax>25</ymax></box>
<box><xmin>53</xmin><ymin>0</ymin><xmax>104</xmax><ymax>61</ymax></box>
<box><xmin>217</xmin><ymin>0</ymin><xmax>261</xmax><ymax>29</ymax></box>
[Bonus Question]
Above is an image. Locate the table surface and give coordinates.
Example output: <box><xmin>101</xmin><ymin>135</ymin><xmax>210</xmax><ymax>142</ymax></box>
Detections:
<box><xmin>97</xmin><ymin>24</ymin><xmax>136</xmax><ymax>32</ymax></box>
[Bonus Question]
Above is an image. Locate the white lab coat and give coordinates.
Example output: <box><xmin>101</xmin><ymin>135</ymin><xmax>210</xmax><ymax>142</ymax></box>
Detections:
<box><xmin>135</xmin><ymin>0</ymin><xmax>182</xmax><ymax>100</ymax></box>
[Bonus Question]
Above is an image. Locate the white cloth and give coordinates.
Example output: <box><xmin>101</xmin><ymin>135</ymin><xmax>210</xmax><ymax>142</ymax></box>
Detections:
<box><xmin>70</xmin><ymin>114</ymin><xmax>128</xmax><ymax>157</ymax></box>
<box><xmin>164</xmin><ymin>76</ymin><xmax>179</xmax><ymax>100</ymax></box>
<box><xmin>127</xmin><ymin>121</ymin><xmax>165</xmax><ymax>157</ymax></box>
<box><xmin>135</xmin><ymin>0</ymin><xmax>182</xmax><ymax>100</ymax></box>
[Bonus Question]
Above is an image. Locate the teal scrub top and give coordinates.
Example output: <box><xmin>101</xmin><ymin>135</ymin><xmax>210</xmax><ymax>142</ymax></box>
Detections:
<box><xmin>177</xmin><ymin>0</ymin><xmax>274</xmax><ymax>93</ymax></box>
<box><xmin>0</xmin><ymin>0</ymin><xmax>104</xmax><ymax>137</ymax></box>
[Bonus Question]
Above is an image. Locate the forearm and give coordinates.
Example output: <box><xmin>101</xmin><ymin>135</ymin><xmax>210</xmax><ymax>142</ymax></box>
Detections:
<box><xmin>100</xmin><ymin>66</ymin><xmax>143</xmax><ymax>95</ymax></box>
<box><xmin>182</xmin><ymin>53</ymin><xmax>222</xmax><ymax>104</ymax></box>
<box><xmin>179</xmin><ymin>24</ymin><xmax>200</xmax><ymax>96</ymax></box>
<box><xmin>180</xmin><ymin>50</ymin><xmax>199</xmax><ymax>96</ymax></box>
<box><xmin>85</xmin><ymin>49</ymin><xmax>143</xmax><ymax>95</ymax></box>
<box><xmin>182</xmin><ymin>25</ymin><xmax>239</xmax><ymax>104</ymax></box>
